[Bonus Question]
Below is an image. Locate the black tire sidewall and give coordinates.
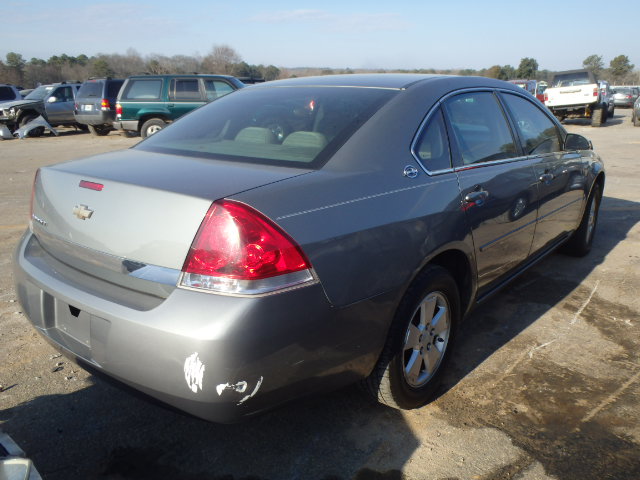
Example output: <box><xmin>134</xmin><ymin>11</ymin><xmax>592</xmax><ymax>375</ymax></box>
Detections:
<box><xmin>141</xmin><ymin>118</ymin><xmax>166</xmax><ymax>138</ymax></box>
<box><xmin>387</xmin><ymin>266</ymin><xmax>461</xmax><ymax>409</ymax></box>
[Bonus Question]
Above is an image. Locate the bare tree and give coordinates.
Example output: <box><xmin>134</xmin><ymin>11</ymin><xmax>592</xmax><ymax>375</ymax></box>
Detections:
<box><xmin>202</xmin><ymin>45</ymin><xmax>241</xmax><ymax>74</ymax></box>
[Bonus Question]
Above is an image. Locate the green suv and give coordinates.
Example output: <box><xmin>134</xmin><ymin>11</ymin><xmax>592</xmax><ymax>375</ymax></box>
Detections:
<box><xmin>114</xmin><ymin>74</ymin><xmax>245</xmax><ymax>138</ymax></box>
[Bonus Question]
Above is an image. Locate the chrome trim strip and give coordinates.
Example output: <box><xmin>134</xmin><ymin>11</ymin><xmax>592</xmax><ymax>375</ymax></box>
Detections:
<box><xmin>32</xmin><ymin>224</ymin><xmax>181</xmax><ymax>287</ymax></box>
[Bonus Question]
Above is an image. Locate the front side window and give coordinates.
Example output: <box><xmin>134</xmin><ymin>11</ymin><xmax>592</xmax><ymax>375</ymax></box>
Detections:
<box><xmin>122</xmin><ymin>79</ymin><xmax>162</xmax><ymax>100</ymax></box>
<box><xmin>501</xmin><ymin>93</ymin><xmax>561</xmax><ymax>155</ymax></box>
<box><xmin>203</xmin><ymin>80</ymin><xmax>235</xmax><ymax>101</ymax></box>
<box><xmin>52</xmin><ymin>86</ymin><xmax>73</xmax><ymax>102</ymax></box>
<box><xmin>170</xmin><ymin>79</ymin><xmax>201</xmax><ymax>101</ymax></box>
<box><xmin>443</xmin><ymin>92</ymin><xmax>517</xmax><ymax>165</ymax></box>
<box><xmin>413</xmin><ymin>108</ymin><xmax>451</xmax><ymax>172</ymax></box>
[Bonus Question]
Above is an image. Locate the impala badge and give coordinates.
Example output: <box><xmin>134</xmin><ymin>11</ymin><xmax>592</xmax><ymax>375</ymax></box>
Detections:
<box><xmin>72</xmin><ymin>204</ymin><xmax>94</xmax><ymax>220</ymax></box>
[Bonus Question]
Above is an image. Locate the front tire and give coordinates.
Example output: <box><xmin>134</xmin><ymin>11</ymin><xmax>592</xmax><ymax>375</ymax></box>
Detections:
<box><xmin>562</xmin><ymin>183</ymin><xmax>602</xmax><ymax>257</ymax></box>
<box><xmin>140</xmin><ymin>118</ymin><xmax>167</xmax><ymax>138</ymax></box>
<box><xmin>364</xmin><ymin>265</ymin><xmax>460</xmax><ymax>410</ymax></box>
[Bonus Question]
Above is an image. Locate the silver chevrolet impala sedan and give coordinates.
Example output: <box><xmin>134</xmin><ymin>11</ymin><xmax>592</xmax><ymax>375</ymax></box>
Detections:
<box><xmin>14</xmin><ymin>74</ymin><xmax>604</xmax><ymax>422</ymax></box>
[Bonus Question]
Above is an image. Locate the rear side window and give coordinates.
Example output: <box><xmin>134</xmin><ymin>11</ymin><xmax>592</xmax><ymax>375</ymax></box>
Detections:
<box><xmin>0</xmin><ymin>86</ymin><xmax>16</xmax><ymax>100</ymax></box>
<box><xmin>443</xmin><ymin>92</ymin><xmax>517</xmax><ymax>165</ymax></box>
<box><xmin>413</xmin><ymin>108</ymin><xmax>452</xmax><ymax>172</ymax></box>
<box><xmin>203</xmin><ymin>80</ymin><xmax>235</xmax><ymax>100</ymax></box>
<box><xmin>170</xmin><ymin>79</ymin><xmax>202</xmax><ymax>101</ymax></box>
<box><xmin>106</xmin><ymin>80</ymin><xmax>124</xmax><ymax>98</ymax></box>
<box><xmin>77</xmin><ymin>82</ymin><xmax>103</xmax><ymax>98</ymax></box>
<box><xmin>122</xmin><ymin>79</ymin><xmax>162</xmax><ymax>100</ymax></box>
<box><xmin>501</xmin><ymin>93</ymin><xmax>561</xmax><ymax>155</ymax></box>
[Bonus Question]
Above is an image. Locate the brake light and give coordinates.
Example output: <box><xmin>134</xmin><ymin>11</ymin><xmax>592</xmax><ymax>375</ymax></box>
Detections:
<box><xmin>101</xmin><ymin>98</ymin><xmax>110</xmax><ymax>110</ymax></box>
<box><xmin>544</xmin><ymin>93</ymin><xmax>548</xmax><ymax>102</ymax></box>
<box><xmin>593</xmin><ymin>88</ymin><xmax>598</xmax><ymax>97</ymax></box>
<box><xmin>180</xmin><ymin>200</ymin><xmax>314</xmax><ymax>295</ymax></box>
<box><xmin>115</xmin><ymin>103</ymin><xmax>122</xmax><ymax>115</ymax></box>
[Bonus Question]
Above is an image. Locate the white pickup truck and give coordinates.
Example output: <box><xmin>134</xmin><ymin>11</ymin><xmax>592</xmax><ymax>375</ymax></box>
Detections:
<box><xmin>544</xmin><ymin>69</ymin><xmax>612</xmax><ymax>127</ymax></box>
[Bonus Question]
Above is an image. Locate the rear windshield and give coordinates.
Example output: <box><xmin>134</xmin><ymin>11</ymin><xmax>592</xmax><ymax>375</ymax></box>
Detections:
<box><xmin>613</xmin><ymin>87</ymin><xmax>632</xmax><ymax>94</ymax></box>
<box><xmin>552</xmin><ymin>72</ymin><xmax>592</xmax><ymax>87</ymax></box>
<box><xmin>136</xmin><ymin>86</ymin><xmax>396</xmax><ymax>168</ymax></box>
<box><xmin>77</xmin><ymin>82</ymin><xmax>103</xmax><ymax>98</ymax></box>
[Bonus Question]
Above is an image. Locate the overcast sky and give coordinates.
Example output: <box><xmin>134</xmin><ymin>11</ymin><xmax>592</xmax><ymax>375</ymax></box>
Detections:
<box><xmin>2</xmin><ymin>0</ymin><xmax>637</xmax><ymax>72</ymax></box>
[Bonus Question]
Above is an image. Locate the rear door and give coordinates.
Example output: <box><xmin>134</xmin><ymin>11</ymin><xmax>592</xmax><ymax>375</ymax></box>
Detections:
<box><xmin>445</xmin><ymin>90</ymin><xmax>539</xmax><ymax>295</ymax></box>
<box><xmin>167</xmin><ymin>77</ymin><xmax>205</xmax><ymax>120</ymax></box>
<box><xmin>499</xmin><ymin>92</ymin><xmax>585</xmax><ymax>254</ymax></box>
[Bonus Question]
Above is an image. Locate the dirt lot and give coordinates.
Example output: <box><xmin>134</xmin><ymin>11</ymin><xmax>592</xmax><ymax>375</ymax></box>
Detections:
<box><xmin>1</xmin><ymin>113</ymin><xmax>639</xmax><ymax>480</ymax></box>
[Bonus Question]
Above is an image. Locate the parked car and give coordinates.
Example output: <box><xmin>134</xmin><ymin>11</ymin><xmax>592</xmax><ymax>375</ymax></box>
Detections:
<box><xmin>544</xmin><ymin>70</ymin><xmax>613</xmax><ymax>126</ymax></box>
<box><xmin>114</xmin><ymin>74</ymin><xmax>245</xmax><ymax>138</ymax></box>
<box><xmin>611</xmin><ymin>86</ymin><xmax>640</xmax><ymax>107</ymax></box>
<box><xmin>14</xmin><ymin>74</ymin><xmax>604</xmax><ymax>423</ymax></box>
<box><xmin>632</xmin><ymin>96</ymin><xmax>640</xmax><ymax>126</ymax></box>
<box><xmin>0</xmin><ymin>84</ymin><xmax>22</xmax><ymax>104</ymax></box>
<box><xmin>0</xmin><ymin>82</ymin><xmax>83</xmax><ymax>135</ymax></box>
<box><xmin>74</xmin><ymin>78</ymin><xmax>125</xmax><ymax>136</ymax></box>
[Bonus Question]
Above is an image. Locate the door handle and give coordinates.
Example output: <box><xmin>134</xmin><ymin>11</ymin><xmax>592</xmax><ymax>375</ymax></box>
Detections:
<box><xmin>464</xmin><ymin>190</ymin><xmax>489</xmax><ymax>204</ymax></box>
<box><xmin>539</xmin><ymin>173</ymin><xmax>554</xmax><ymax>183</ymax></box>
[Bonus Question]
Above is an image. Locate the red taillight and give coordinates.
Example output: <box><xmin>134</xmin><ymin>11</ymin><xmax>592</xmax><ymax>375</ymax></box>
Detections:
<box><xmin>101</xmin><ymin>98</ymin><xmax>110</xmax><ymax>109</ymax></box>
<box><xmin>544</xmin><ymin>93</ymin><xmax>548</xmax><ymax>102</ymax></box>
<box><xmin>180</xmin><ymin>200</ymin><xmax>313</xmax><ymax>294</ymax></box>
<box><xmin>593</xmin><ymin>88</ymin><xmax>598</xmax><ymax>97</ymax></box>
<box><xmin>115</xmin><ymin>103</ymin><xmax>122</xmax><ymax>115</ymax></box>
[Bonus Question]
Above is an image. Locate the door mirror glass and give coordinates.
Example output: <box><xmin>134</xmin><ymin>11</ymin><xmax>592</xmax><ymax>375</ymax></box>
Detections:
<box><xmin>565</xmin><ymin>133</ymin><xmax>592</xmax><ymax>151</ymax></box>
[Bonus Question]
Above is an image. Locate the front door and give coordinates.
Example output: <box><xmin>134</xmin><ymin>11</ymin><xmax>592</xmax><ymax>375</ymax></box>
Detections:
<box><xmin>443</xmin><ymin>91</ymin><xmax>539</xmax><ymax>294</ymax></box>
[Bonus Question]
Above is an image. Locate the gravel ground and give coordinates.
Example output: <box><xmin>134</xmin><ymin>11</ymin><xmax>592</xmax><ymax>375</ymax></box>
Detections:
<box><xmin>0</xmin><ymin>112</ymin><xmax>639</xmax><ymax>480</ymax></box>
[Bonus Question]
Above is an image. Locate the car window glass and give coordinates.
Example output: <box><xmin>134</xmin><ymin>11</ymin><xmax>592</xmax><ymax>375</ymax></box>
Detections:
<box><xmin>443</xmin><ymin>92</ymin><xmax>517</xmax><ymax>165</ymax></box>
<box><xmin>501</xmin><ymin>93</ymin><xmax>561</xmax><ymax>155</ymax></box>
<box><xmin>171</xmin><ymin>79</ymin><xmax>202</xmax><ymax>101</ymax></box>
<box><xmin>106</xmin><ymin>81</ymin><xmax>124</xmax><ymax>98</ymax></box>
<box><xmin>122</xmin><ymin>79</ymin><xmax>162</xmax><ymax>100</ymax></box>
<box><xmin>53</xmin><ymin>86</ymin><xmax>73</xmax><ymax>102</ymax></box>
<box><xmin>0</xmin><ymin>86</ymin><xmax>15</xmax><ymax>100</ymax></box>
<box><xmin>414</xmin><ymin>108</ymin><xmax>451</xmax><ymax>172</ymax></box>
<box><xmin>204</xmin><ymin>80</ymin><xmax>235</xmax><ymax>101</ymax></box>
<box><xmin>137</xmin><ymin>86</ymin><xmax>396</xmax><ymax>168</ymax></box>
<box><xmin>77</xmin><ymin>82</ymin><xmax>102</xmax><ymax>98</ymax></box>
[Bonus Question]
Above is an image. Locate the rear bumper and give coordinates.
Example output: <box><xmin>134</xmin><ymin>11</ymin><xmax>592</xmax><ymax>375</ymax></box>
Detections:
<box><xmin>112</xmin><ymin>120</ymin><xmax>139</xmax><ymax>132</ymax></box>
<box><xmin>74</xmin><ymin>111</ymin><xmax>115</xmax><ymax>126</ymax></box>
<box><xmin>13</xmin><ymin>230</ymin><xmax>391</xmax><ymax>422</ymax></box>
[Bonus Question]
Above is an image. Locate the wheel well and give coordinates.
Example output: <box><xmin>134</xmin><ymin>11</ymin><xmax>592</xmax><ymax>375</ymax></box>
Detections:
<box><xmin>428</xmin><ymin>249</ymin><xmax>474</xmax><ymax>316</ymax></box>
<box><xmin>595</xmin><ymin>172</ymin><xmax>605</xmax><ymax>194</ymax></box>
<box><xmin>138</xmin><ymin>115</ymin><xmax>169</xmax><ymax>131</ymax></box>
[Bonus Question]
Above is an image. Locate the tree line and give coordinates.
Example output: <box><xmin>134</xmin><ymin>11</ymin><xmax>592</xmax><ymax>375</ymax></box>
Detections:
<box><xmin>0</xmin><ymin>45</ymin><xmax>281</xmax><ymax>88</ymax></box>
<box><xmin>0</xmin><ymin>46</ymin><xmax>636</xmax><ymax>89</ymax></box>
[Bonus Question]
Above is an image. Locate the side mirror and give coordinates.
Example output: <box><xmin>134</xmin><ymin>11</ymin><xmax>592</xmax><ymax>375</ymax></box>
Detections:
<box><xmin>47</xmin><ymin>96</ymin><xmax>57</xmax><ymax>103</ymax></box>
<box><xmin>565</xmin><ymin>133</ymin><xmax>592</xmax><ymax>151</ymax></box>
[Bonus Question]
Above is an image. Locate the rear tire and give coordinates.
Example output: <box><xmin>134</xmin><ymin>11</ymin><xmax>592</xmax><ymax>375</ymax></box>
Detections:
<box><xmin>141</xmin><ymin>118</ymin><xmax>166</xmax><ymax>138</ymax></box>
<box><xmin>633</xmin><ymin>112</ymin><xmax>640</xmax><ymax>127</ymax></box>
<box><xmin>88</xmin><ymin>125</ymin><xmax>111</xmax><ymax>136</ymax></box>
<box><xmin>562</xmin><ymin>183</ymin><xmax>601</xmax><ymax>257</ymax></box>
<box><xmin>591</xmin><ymin>106</ymin><xmax>603</xmax><ymax>127</ymax></box>
<box><xmin>364</xmin><ymin>265</ymin><xmax>460</xmax><ymax>410</ymax></box>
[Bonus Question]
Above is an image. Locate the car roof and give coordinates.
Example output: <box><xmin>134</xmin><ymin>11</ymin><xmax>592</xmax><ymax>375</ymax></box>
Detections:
<box><xmin>248</xmin><ymin>73</ymin><xmax>522</xmax><ymax>93</ymax></box>
<box><xmin>126</xmin><ymin>74</ymin><xmax>237</xmax><ymax>80</ymax></box>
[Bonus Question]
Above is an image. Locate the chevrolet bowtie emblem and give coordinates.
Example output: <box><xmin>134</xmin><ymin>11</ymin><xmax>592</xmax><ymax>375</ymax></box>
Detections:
<box><xmin>72</xmin><ymin>204</ymin><xmax>94</xmax><ymax>220</ymax></box>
